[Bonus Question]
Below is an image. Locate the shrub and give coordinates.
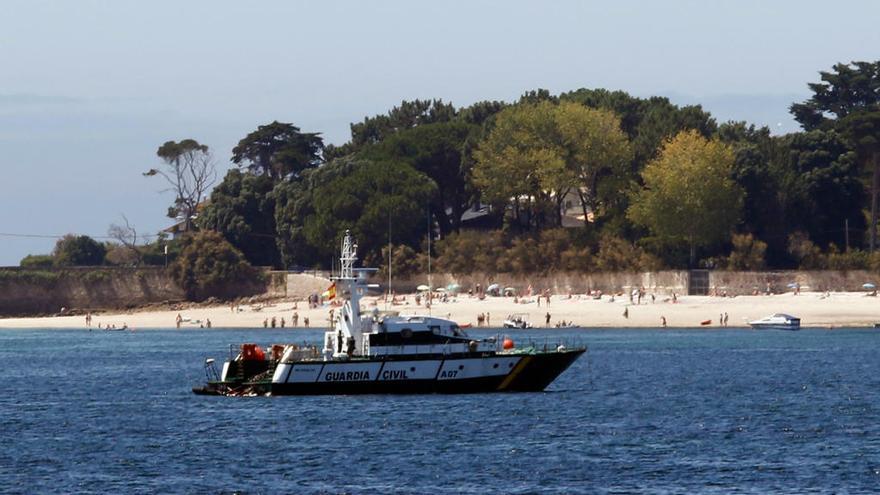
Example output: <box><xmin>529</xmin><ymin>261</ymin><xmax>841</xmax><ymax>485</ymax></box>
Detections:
<box><xmin>727</xmin><ymin>233</ymin><xmax>767</xmax><ymax>270</ymax></box>
<box><xmin>53</xmin><ymin>234</ymin><xmax>106</xmax><ymax>266</ymax></box>
<box><xmin>595</xmin><ymin>234</ymin><xmax>661</xmax><ymax>272</ymax></box>
<box><xmin>105</xmin><ymin>244</ymin><xmax>141</xmax><ymax>266</ymax></box>
<box><xmin>169</xmin><ymin>231</ymin><xmax>262</xmax><ymax>301</ymax></box>
<box><xmin>434</xmin><ymin>230</ymin><xmax>507</xmax><ymax>274</ymax></box>
<box><xmin>20</xmin><ymin>254</ymin><xmax>54</xmax><ymax>269</ymax></box>
<box><xmin>787</xmin><ymin>232</ymin><xmax>824</xmax><ymax>269</ymax></box>
<box><xmin>373</xmin><ymin>244</ymin><xmax>425</xmax><ymax>280</ymax></box>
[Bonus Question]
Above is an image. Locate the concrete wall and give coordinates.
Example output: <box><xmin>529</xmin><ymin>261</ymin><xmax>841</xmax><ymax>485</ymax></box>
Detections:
<box><xmin>266</xmin><ymin>271</ymin><xmax>333</xmax><ymax>299</ymax></box>
<box><xmin>377</xmin><ymin>270</ymin><xmax>878</xmax><ymax>296</ymax></box>
<box><xmin>0</xmin><ymin>267</ymin><xmax>185</xmax><ymax>316</ymax></box>
<box><xmin>709</xmin><ymin>270</ymin><xmax>876</xmax><ymax>294</ymax></box>
<box><xmin>381</xmin><ymin>271</ymin><xmax>690</xmax><ymax>295</ymax></box>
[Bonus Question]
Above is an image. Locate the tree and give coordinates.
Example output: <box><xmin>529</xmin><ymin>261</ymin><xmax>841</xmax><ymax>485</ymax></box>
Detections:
<box><xmin>473</xmin><ymin>101</ymin><xmax>563</xmax><ymax>229</ymax></box>
<box><xmin>791</xmin><ymin>61</ymin><xmax>880</xmax><ymax>249</ymax></box>
<box><xmin>198</xmin><ymin>169</ymin><xmax>280</xmax><ymax>267</ymax></box>
<box><xmin>302</xmin><ymin>158</ymin><xmax>437</xmax><ymax>262</ymax></box>
<box><xmin>474</xmin><ymin>101</ymin><xmax>631</xmax><ymax>229</ymax></box>
<box><xmin>555</xmin><ymin>102</ymin><xmax>632</xmax><ymax>226</ymax></box>
<box><xmin>170</xmin><ymin>231</ymin><xmax>261</xmax><ymax>301</ymax></box>
<box><xmin>779</xmin><ymin>130</ymin><xmax>866</xmax><ymax>250</ymax></box>
<box><xmin>349</xmin><ymin>99</ymin><xmax>457</xmax><ymax>148</ymax></box>
<box><xmin>232</xmin><ymin>121</ymin><xmax>324</xmax><ymax>181</ymax></box>
<box><xmin>107</xmin><ymin>214</ymin><xmax>142</xmax><ymax>266</ymax></box>
<box><xmin>628</xmin><ymin>130</ymin><xmax>743</xmax><ymax>266</ymax></box>
<box><xmin>145</xmin><ymin>139</ymin><xmax>216</xmax><ymax>232</ymax></box>
<box><xmin>53</xmin><ymin>234</ymin><xmax>106</xmax><ymax>266</ymax></box>
<box><xmin>362</xmin><ymin>121</ymin><xmax>478</xmax><ymax>236</ymax></box>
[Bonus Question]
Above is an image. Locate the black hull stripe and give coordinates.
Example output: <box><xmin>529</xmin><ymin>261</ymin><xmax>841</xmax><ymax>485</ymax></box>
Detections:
<box><xmin>268</xmin><ymin>351</ymin><xmax>584</xmax><ymax>395</ymax></box>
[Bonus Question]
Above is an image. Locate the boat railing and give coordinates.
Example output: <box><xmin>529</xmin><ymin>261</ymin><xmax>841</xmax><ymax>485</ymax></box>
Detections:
<box><xmin>511</xmin><ymin>336</ymin><xmax>586</xmax><ymax>354</ymax></box>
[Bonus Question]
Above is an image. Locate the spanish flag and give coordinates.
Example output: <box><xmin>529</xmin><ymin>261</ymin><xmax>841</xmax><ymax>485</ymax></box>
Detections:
<box><xmin>326</xmin><ymin>282</ymin><xmax>337</xmax><ymax>301</ymax></box>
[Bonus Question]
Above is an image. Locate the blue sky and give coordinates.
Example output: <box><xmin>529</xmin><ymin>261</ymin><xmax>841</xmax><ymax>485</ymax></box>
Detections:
<box><xmin>1</xmin><ymin>0</ymin><xmax>878</xmax><ymax>265</ymax></box>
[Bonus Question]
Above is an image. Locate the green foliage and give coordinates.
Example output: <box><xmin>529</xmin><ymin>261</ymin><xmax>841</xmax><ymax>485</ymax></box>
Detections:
<box><xmin>362</xmin><ymin>121</ymin><xmax>478</xmax><ymax>236</ymax></box>
<box><xmin>169</xmin><ymin>231</ymin><xmax>262</xmax><ymax>301</ymax></box>
<box><xmin>792</xmin><ymin>61</ymin><xmax>880</xmax><ymax>250</ymax></box>
<box><xmin>0</xmin><ymin>269</ymin><xmax>60</xmax><ymax>285</ymax></box>
<box><xmin>104</xmin><ymin>244</ymin><xmax>141</xmax><ymax>266</ymax></box>
<box><xmin>53</xmin><ymin>235</ymin><xmax>106</xmax><ymax>266</ymax></box>
<box><xmin>371</xmin><ymin>244</ymin><xmax>425</xmax><ymax>280</ymax></box>
<box><xmin>434</xmin><ymin>230</ymin><xmax>508</xmax><ymax>275</ymax></box>
<box><xmin>274</xmin><ymin>157</ymin><xmax>436</xmax><ymax>268</ymax></box>
<box><xmin>726</xmin><ymin>233</ymin><xmax>767</xmax><ymax>270</ymax></box>
<box><xmin>350</xmin><ymin>99</ymin><xmax>457</xmax><ymax>149</ymax></box>
<box><xmin>232</xmin><ymin>121</ymin><xmax>324</xmax><ymax>180</ymax></box>
<box><xmin>628</xmin><ymin>130</ymin><xmax>743</xmax><ymax>265</ymax></box>
<box><xmin>779</xmin><ymin>130</ymin><xmax>865</xmax><ymax>249</ymax></box>
<box><xmin>20</xmin><ymin>254</ymin><xmax>54</xmax><ymax>269</ymax></box>
<box><xmin>787</xmin><ymin>232</ymin><xmax>825</xmax><ymax>269</ymax></box>
<box><xmin>595</xmin><ymin>234</ymin><xmax>661</xmax><ymax>272</ymax></box>
<box><xmin>198</xmin><ymin>169</ymin><xmax>280</xmax><ymax>267</ymax></box>
<box><xmin>790</xmin><ymin>61</ymin><xmax>880</xmax><ymax>131</ymax></box>
<box><xmin>474</xmin><ymin>101</ymin><xmax>631</xmax><ymax>230</ymax></box>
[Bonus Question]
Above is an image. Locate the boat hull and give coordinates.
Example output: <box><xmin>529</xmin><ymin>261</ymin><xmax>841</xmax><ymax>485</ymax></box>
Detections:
<box><xmin>197</xmin><ymin>350</ymin><xmax>584</xmax><ymax>396</ymax></box>
<box><xmin>749</xmin><ymin>324</ymin><xmax>800</xmax><ymax>331</ymax></box>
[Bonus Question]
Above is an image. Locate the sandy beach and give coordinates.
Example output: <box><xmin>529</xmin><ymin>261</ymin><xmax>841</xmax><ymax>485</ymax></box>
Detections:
<box><xmin>1</xmin><ymin>290</ymin><xmax>879</xmax><ymax>330</ymax></box>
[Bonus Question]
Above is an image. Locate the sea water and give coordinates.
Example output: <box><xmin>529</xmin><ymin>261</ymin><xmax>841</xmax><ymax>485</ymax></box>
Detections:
<box><xmin>1</xmin><ymin>328</ymin><xmax>879</xmax><ymax>494</ymax></box>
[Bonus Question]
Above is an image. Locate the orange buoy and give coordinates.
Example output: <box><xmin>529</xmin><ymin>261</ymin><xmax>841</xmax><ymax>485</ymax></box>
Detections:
<box><xmin>502</xmin><ymin>338</ymin><xmax>515</xmax><ymax>350</ymax></box>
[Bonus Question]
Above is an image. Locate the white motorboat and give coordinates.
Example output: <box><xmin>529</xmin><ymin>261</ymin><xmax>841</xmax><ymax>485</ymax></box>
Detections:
<box><xmin>748</xmin><ymin>313</ymin><xmax>801</xmax><ymax>331</ymax></box>
<box><xmin>502</xmin><ymin>313</ymin><xmax>532</xmax><ymax>329</ymax></box>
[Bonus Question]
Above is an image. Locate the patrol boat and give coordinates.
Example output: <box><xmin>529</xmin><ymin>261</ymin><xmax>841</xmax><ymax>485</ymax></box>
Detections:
<box><xmin>193</xmin><ymin>231</ymin><xmax>585</xmax><ymax>396</ymax></box>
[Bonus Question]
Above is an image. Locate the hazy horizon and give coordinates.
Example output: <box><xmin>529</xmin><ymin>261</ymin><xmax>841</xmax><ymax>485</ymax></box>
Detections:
<box><xmin>2</xmin><ymin>0</ymin><xmax>878</xmax><ymax>265</ymax></box>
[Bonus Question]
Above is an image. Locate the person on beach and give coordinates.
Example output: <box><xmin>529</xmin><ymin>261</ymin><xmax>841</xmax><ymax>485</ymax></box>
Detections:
<box><xmin>206</xmin><ymin>319</ymin><xmax>212</xmax><ymax>328</ymax></box>
<box><xmin>280</xmin><ymin>317</ymin><xmax>285</xmax><ymax>328</ymax></box>
<box><xmin>486</xmin><ymin>313</ymin><xmax>490</xmax><ymax>326</ymax></box>
<box><xmin>304</xmin><ymin>317</ymin><xmax>309</xmax><ymax>328</ymax></box>
<box><xmin>263</xmin><ymin>318</ymin><xmax>268</xmax><ymax>328</ymax></box>
<box><xmin>292</xmin><ymin>312</ymin><xmax>299</xmax><ymax>327</ymax></box>
<box><xmin>719</xmin><ymin>314</ymin><xmax>724</xmax><ymax>327</ymax></box>
<box><xmin>175</xmin><ymin>313</ymin><xmax>182</xmax><ymax>328</ymax></box>
<box><xmin>545</xmin><ymin>312</ymin><xmax>551</xmax><ymax>326</ymax></box>
<box><xmin>724</xmin><ymin>313</ymin><xmax>729</xmax><ymax>326</ymax></box>
<box><xmin>661</xmin><ymin>316</ymin><xmax>667</xmax><ymax>328</ymax></box>
<box><xmin>623</xmin><ymin>307</ymin><xmax>629</xmax><ymax>319</ymax></box>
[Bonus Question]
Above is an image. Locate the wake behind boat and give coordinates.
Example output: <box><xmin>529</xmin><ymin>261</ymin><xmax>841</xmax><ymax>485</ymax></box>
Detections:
<box><xmin>194</xmin><ymin>231</ymin><xmax>585</xmax><ymax>396</ymax></box>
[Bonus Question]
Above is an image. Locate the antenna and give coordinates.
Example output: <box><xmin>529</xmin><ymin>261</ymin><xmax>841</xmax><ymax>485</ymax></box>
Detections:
<box><xmin>427</xmin><ymin>203</ymin><xmax>432</xmax><ymax>316</ymax></box>
<box><xmin>387</xmin><ymin>209</ymin><xmax>392</xmax><ymax>310</ymax></box>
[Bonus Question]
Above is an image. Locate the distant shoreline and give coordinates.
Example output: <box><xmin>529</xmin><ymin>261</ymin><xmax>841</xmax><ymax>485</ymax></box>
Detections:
<box><xmin>1</xmin><ymin>291</ymin><xmax>879</xmax><ymax>330</ymax></box>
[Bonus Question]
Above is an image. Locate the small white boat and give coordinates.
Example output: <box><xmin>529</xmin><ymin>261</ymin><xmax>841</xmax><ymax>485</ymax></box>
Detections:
<box><xmin>503</xmin><ymin>313</ymin><xmax>532</xmax><ymax>329</ymax></box>
<box><xmin>749</xmin><ymin>313</ymin><xmax>801</xmax><ymax>331</ymax></box>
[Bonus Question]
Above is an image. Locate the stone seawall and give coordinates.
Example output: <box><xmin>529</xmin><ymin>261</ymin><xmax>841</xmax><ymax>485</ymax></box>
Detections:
<box><xmin>375</xmin><ymin>270</ymin><xmax>878</xmax><ymax>296</ymax></box>
<box><xmin>0</xmin><ymin>267</ymin><xmax>185</xmax><ymax>316</ymax></box>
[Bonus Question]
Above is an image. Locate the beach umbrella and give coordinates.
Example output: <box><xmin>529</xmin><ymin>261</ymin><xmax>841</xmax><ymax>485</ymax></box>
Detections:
<box><xmin>863</xmin><ymin>283</ymin><xmax>876</xmax><ymax>290</ymax></box>
<box><xmin>786</xmin><ymin>283</ymin><xmax>798</xmax><ymax>289</ymax></box>
<box><xmin>435</xmin><ymin>287</ymin><xmax>446</xmax><ymax>292</ymax></box>
<box><xmin>416</xmin><ymin>284</ymin><xmax>430</xmax><ymax>291</ymax></box>
<box><xmin>446</xmin><ymin>283</ymin><xmax>461</xmax><ymax>292</ymax></box>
